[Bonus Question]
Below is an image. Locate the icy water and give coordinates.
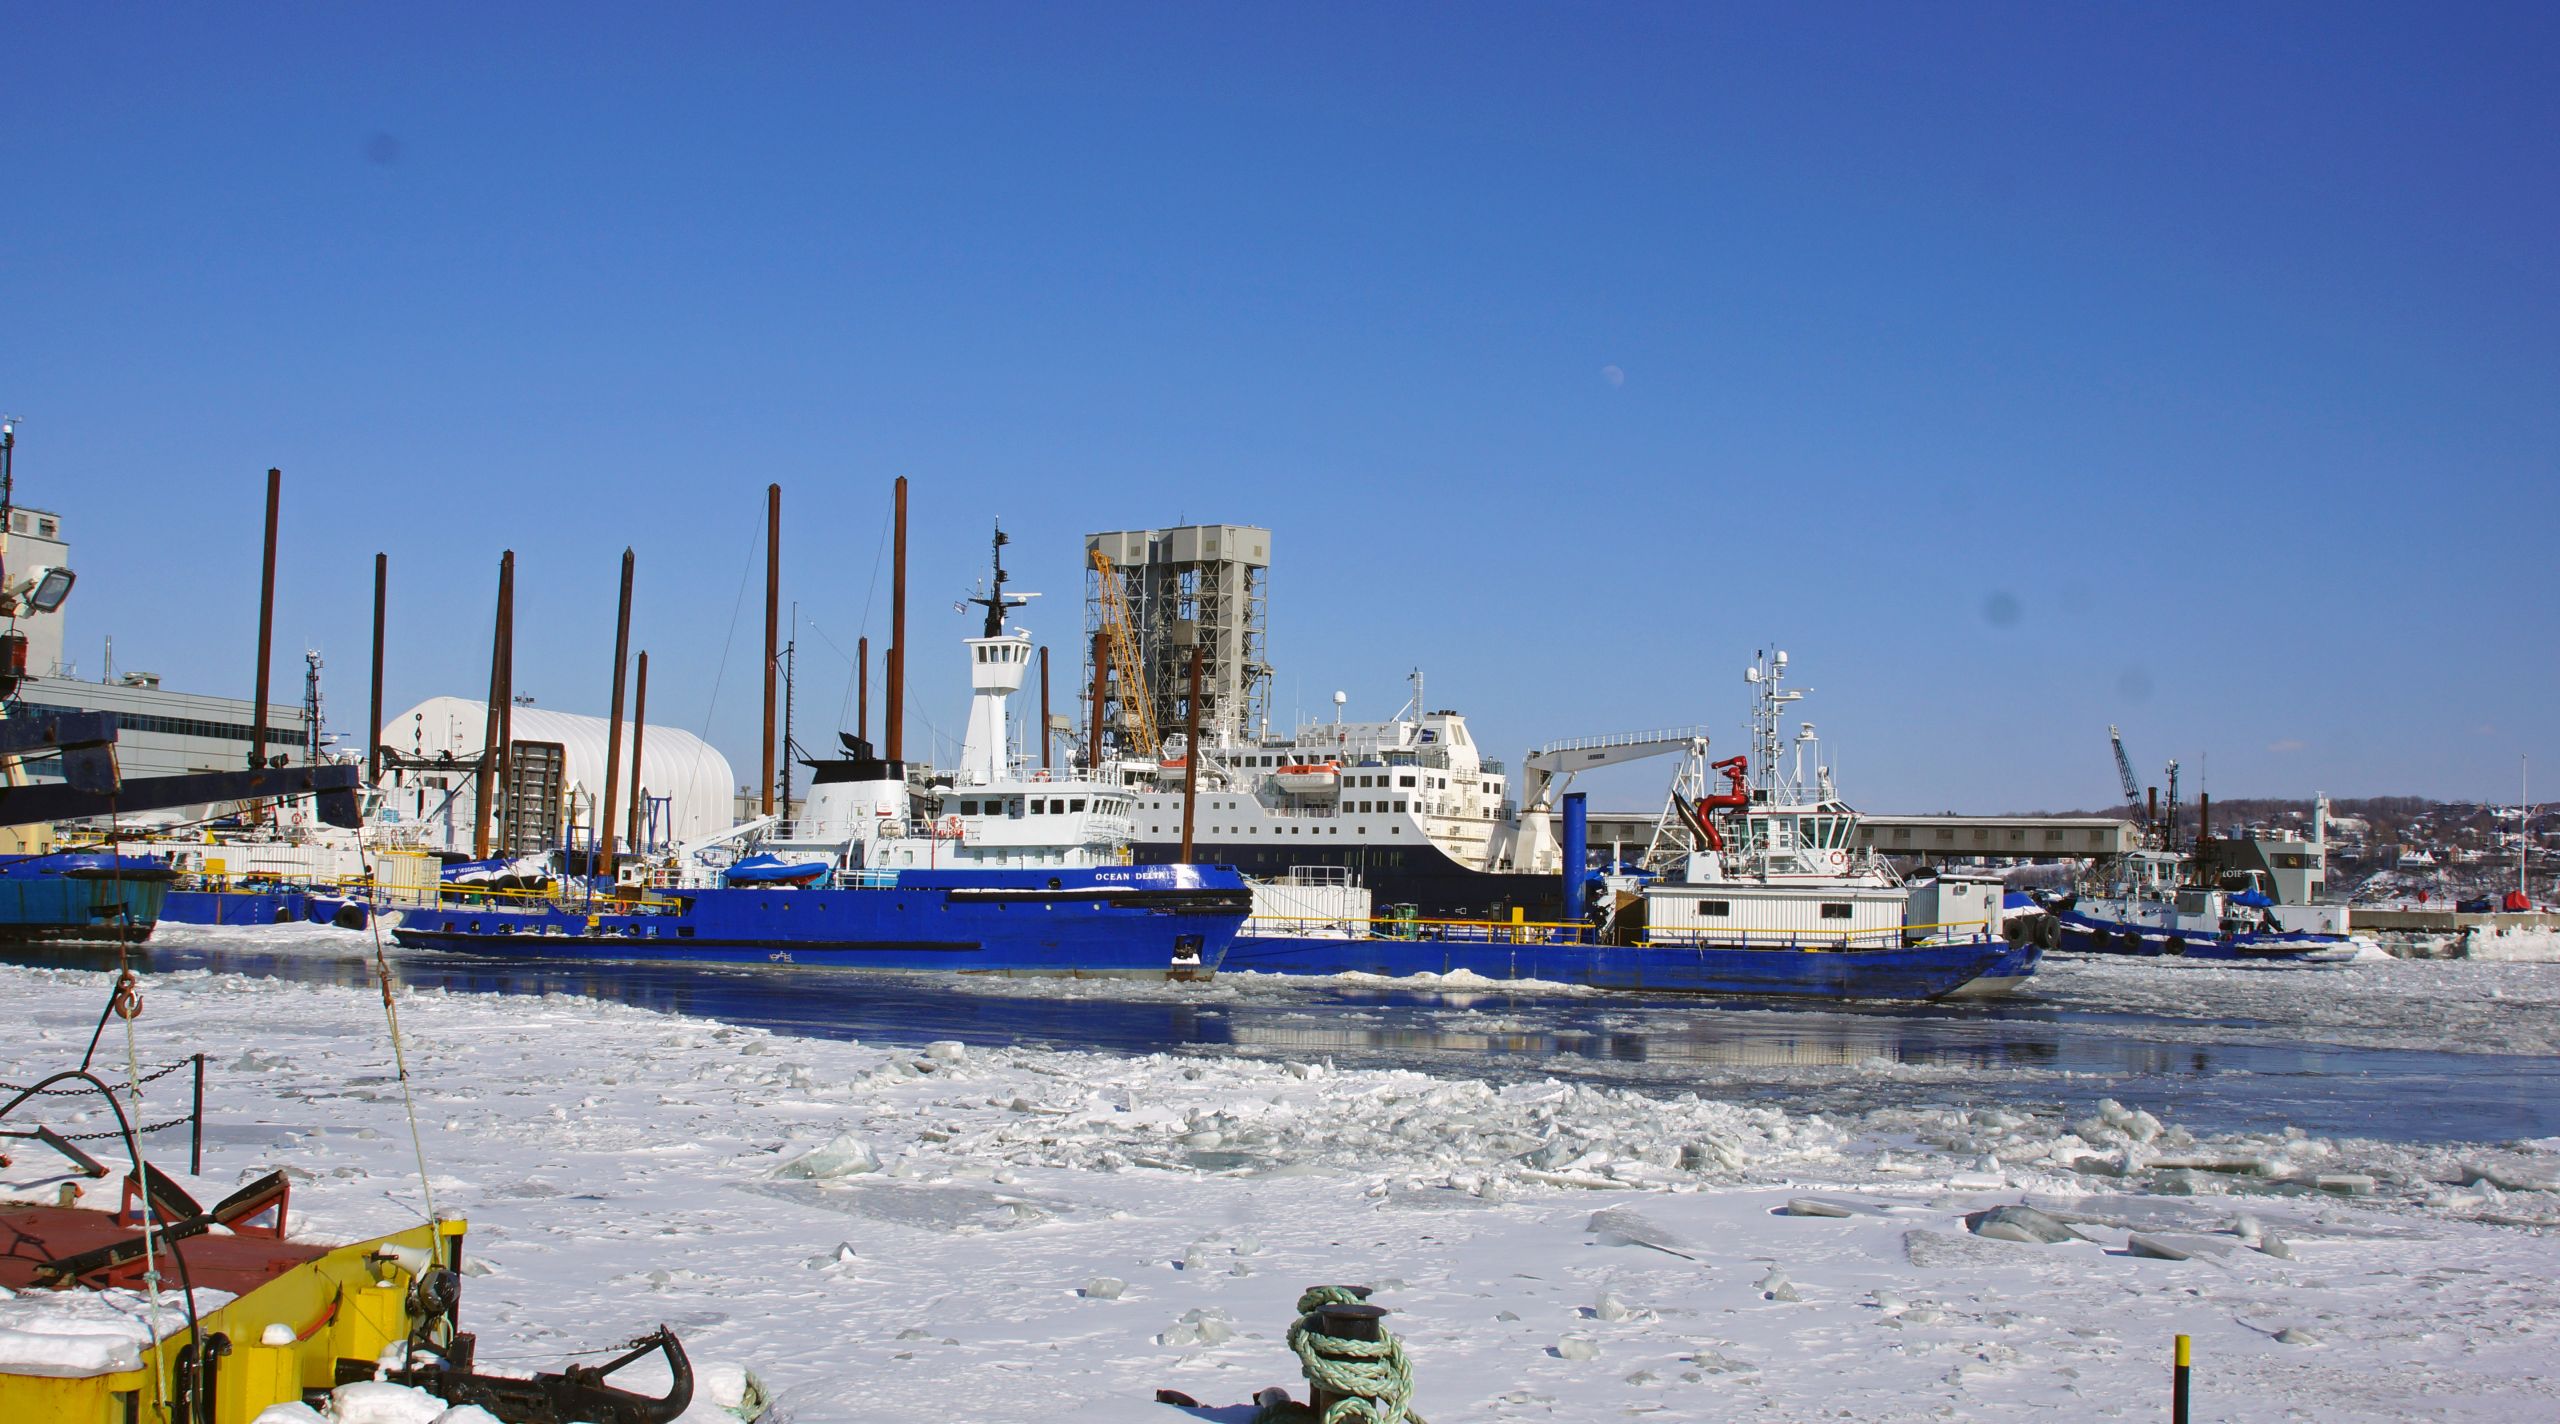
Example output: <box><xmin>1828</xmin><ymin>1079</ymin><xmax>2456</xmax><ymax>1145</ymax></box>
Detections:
<box><xmin>18</xmin><ymin>933</ymin><xmax>2559</xmax><ymax>1148</ymax></box>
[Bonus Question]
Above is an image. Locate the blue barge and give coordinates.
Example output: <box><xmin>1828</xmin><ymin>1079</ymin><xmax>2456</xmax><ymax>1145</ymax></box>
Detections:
<box><xmin>0</xmin><ymin>851</ymin><xmax>176</xmax><ymax>944</ymax></box>
<box><xmin>1223</xmin><ymin>927</ymin><xmax>2040</xmax><ymax>999</ymax></box>
<box><xmin>392</xmin><ymin>863</ymin><xmax>1252</xmax><ymax>974</ymax></box>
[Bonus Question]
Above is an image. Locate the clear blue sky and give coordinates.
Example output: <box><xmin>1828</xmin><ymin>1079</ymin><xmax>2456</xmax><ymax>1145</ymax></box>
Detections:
<box><xmin>4</xmin><ymin>4</ymin><xmax>2551</xmax><ymax>811</ymax></box>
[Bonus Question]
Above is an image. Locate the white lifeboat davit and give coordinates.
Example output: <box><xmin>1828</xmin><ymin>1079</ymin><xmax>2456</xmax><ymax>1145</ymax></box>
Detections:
<box><xmin>1272</xmin><ymin>761</ymin><xmax>1341</xmax><ymax>796</ymax></box>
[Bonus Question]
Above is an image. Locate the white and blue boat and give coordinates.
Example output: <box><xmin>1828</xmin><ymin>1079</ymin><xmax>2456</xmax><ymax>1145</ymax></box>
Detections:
<box><xmin>2054</xmin><ymin>849</ymin><xmax>2357</xmax><ymax>963</ymax></box>
<box><xmin>1226</xmin><ymin>651</ymin><xmax>2043</xmax><ymax>1000</ymax></box>
<box><xmin>393</xmin><ymin>534</ymin><xmax>1251</xmax><ymax>976</ymax></box>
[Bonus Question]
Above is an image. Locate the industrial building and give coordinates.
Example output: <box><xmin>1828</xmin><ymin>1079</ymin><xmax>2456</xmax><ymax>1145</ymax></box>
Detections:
<box><xmin>379</xmin><ymin>697</ymin><xmax>737</xmax><ymax>857</ymax></box>
<box><xmin>1082</xmin><ymin>523</ymin><xmax>1270</xmax><ymax>755</ymax></box>
<box><xmin>7</xmin><ymin>500</ymin><xmax>314</xmax><ymax>788</ymax></box>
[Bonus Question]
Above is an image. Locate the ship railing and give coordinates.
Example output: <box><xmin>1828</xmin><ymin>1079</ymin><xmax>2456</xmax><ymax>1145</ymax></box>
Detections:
<box><xmin>1273</xmin><ymin>864</ymin><xmax>1355</xmax><ymax>887</ymax></box>
<box><xmin>1237</xmin><ymin>913</ymin><xmax>1997</xmax><ymax>950</ymax></box>
<box><xmin>172</xmin><ymin>869</ymin><xmax>445</xmax><ymax>908</ymax></box>
<box><xmin>1002</xmin><ymin>764</ymin><xmax>1121</xmax><ymax>786</ymax></box>
<box><xmin>832</xmin><ymin>868</ymin><xmax>900</xmax><ymax>890</ymax></box>
<box><xmin>1534</xmin><ymin>725</ymin><xmax>1715</xmax><ymax>755</ymax></box>
<box><xmin>1646</xmin><ymin>917</ymin><xmax>1994</xmax><ymax>951</ymax></box>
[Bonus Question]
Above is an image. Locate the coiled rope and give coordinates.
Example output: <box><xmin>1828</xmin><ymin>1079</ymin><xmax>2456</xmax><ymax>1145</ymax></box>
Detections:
<box><xmin>1270</xmin><ymin>1286</ymin><xmax>1417</xmax><ymax>1424</ymax></box>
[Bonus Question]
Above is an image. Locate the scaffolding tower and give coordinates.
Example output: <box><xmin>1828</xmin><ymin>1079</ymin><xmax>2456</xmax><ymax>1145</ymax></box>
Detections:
<box><xmin>1082</xmin><ymin>524</ymin><xmax>1270</xmax><ymax>754</ymax></box>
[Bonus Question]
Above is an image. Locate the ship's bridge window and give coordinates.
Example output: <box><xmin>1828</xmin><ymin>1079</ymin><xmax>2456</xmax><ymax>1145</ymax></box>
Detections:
<box><xmin>1398</xmin><ymin>775</ymin><xmax>1415</xmax><ymax>788</ymax></box>
<box><xmin>960</xmin><ymin>800</ymin><xmax>979</xmax><ymax>815</ymax></box>
<box><xmin>1820</xmin><ymin>902</ymin><xmax>1854</xmax><ymax>919</ymax></box>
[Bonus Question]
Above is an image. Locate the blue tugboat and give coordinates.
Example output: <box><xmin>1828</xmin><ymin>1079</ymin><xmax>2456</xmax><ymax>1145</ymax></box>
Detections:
<box><xmin>1229</xmin><ymin>651</ymin><xmax>2044</xmax><ymax>1000</ymax></box>
<box><xmin>393</xmin><ymin>526</ymin><xmax>1252</xmax><ymax>977</ymax></box>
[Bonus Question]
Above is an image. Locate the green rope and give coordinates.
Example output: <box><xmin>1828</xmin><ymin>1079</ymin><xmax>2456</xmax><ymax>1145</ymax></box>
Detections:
<box><xmin>1261</xmin><ymin>1286</ymin><xmax>1417</xmax><ymax>1424</ymax></box>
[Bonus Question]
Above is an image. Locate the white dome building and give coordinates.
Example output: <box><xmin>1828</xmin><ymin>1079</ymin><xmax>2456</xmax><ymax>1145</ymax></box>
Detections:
<box><xmin>378</xmin><ymin>697</ymin><xmax>737</xmax><ymax>857</ymax></box>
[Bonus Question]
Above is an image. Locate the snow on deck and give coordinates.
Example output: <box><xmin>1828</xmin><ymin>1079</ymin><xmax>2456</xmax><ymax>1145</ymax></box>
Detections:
<box><xmin>3</xmin><ymin>961</ymin><xmax>2557</xmax><ymax>1420</ymax></box>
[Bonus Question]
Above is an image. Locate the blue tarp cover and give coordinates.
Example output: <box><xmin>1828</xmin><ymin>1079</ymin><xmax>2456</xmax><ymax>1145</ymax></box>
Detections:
<box><xmin>724</xmin><ymin>854</ymin><xmax>832</xmax><ymax>887</ymax></box>
<box><xmin>2229</xmin><ymin>888</ymin><xmax>2274</xmax><ymax>907</ymax></box>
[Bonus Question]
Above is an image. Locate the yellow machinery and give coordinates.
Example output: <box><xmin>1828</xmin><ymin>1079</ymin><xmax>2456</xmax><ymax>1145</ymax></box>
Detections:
<box><xmin>1088</xmin><ymin>548</ymin><xmax>1160</xmax><ymax>759</ymax></box>
<box><xmin>1</xmin><ymin>1210</ymin><xmax>458</xmax><ymax>1424</ymax></box>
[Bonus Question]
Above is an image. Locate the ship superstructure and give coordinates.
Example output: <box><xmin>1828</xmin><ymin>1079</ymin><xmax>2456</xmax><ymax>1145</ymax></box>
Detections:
<box><xmin>393</xmin><ymin>524</ymin><xmax>1249</xmax><ymax>976</ymax></box>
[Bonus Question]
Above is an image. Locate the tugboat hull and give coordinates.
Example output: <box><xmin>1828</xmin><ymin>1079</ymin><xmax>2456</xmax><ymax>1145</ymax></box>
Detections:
<box><xmin>2054</xmin><ymin>910</ymin><xmax>2355</xmax><ymax>963</ymax></box>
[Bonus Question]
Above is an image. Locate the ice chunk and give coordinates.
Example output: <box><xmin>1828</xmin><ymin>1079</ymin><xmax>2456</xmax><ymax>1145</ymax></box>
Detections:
<box><xmin>2315</xmin><ymin>1173</ymin><xmax>2376</xmax><ymax>1196</ymax></box>
<box><xmin>2276</xmin><ymin>1327</ymin><xmax>2321</xmax><ymax>1346</ymax></box>
<box><xmin>802</xmin><ymin>1240</ymin><xmax>859</xmax><ymax>1269</ymax></box>
<box><xmin>1967</xmin><ymin>1205</ymin><xmax>2077</xmax><ymax>1245</ymax></box>
<box><xmin>1593</xmin><ymin>1293</ymin><xmax>1637</xmax><ymax>1322</ymax></box>
<box><xmin>1082</xmin><ymin>1277</ymin><xmax>1127</xmax><ymax>1300</ymax></box>
<box><xmin>1754</xmin><ymin>1268</ymin><xmax>1799</xmax><ymax>1302</ymax></box>
<box><xmin>776</xmin><ymin>1134</ymin><xmax>881</xmax><ymax>1180</ymax></box>
<box><xmin>924</xmin><ymin>1040</ymin><xmax>968</xmax><ymax>1062</ymax></box>
<box><xmin>330</xmin><ymin>1381</ymin><xmax>448</xmax><ymax>1424</ymax></box>
<box><xmin>1784</xmin><ymin>1197</ymin><xmax>1853</xmax><ymax>1218</ymax></box>
<box><xmin>2123</xmin><ymin>1232</ymin><xmax>2233</xmax><ymax>1261</ymax></box>
<box><xmin>1554</xmin><ymin>1334</ymin><xmax>1601</xmax><ymax>1361</ymax></box>
<box><xmin>1585</xmin><ymin>1206</ymin><xmax>1698</xmax><ymax>1259</ymax></box>
<box><xmin>691</xmin><ymin>1360</ymin><xmax>771</xmax><ymax>1423</ymax></box>
<box><xmin>1157</xmin><ymin>1308</ymin><xmax>1235</xmax><ymax>1348</ymax></box>
<box><xmin>252</xmin><ymin>1407</ymin><xmax>328</xmax><ymax>1424</ymax></box>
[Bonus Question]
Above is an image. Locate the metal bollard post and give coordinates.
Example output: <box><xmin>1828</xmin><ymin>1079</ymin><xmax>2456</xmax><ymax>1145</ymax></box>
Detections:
<box><xmin>2172</xmin><ymin>1334</ymin><xmax>2190</xmax><ymax>1424</ymax></box>
<box><xmin>1308</xmin><ymin>1301</ymin><xmax>1390</xmax><ymax>1417</ymax></box>
<box><xmin>191</xmin><ymin>1053</ymin><xmax>205</xmax><ymax>1176</ymax></box>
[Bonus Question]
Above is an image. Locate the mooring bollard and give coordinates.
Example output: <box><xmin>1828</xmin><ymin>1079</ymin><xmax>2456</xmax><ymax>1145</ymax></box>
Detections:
<box><xmin>1306</xmin><ymin>1300</ymin><xmax>1390</xmax><ymax>1417</ymax></box>
<box><xmin>1270</xmin><ymin>1286</ymin><xmax>1415</xmax><ymax>1423</ymax></box>
<box><xmin>2172</xmin><ymin>1333</ymin><xmax>2191</xmax><ymax>1424</ymax></box>
<box><xmin>191</xmin><ymin>1052</ymin><xmax>206</xmax><ymax>1175</ymax></box>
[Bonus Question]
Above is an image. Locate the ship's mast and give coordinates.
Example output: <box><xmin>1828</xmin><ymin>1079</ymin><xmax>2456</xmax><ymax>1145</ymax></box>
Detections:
<box><xmin>965</xmin><ymin>525</ymin><xmax>1032</xmax><ymax>639</ymax></box>
<box><xmin>1744</xmin><ymin>649</ymin><xmax>1805</xmax><ymax>804</ymax></box>
<box><xmin>302</xmin><ymin>649</ymin><xmax>325</xmax><ymax>764</ymax></box>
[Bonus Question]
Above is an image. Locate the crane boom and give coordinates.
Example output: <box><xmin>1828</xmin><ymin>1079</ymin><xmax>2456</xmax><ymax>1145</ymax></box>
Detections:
<box><xmin>2109</xmin><ymin>725</ymin><xmax>2143</xmax><ymax>808</ymax></box>
<box><xmin>1519</xmin><ymin>727</ymin><xmax>1712</xmax><ymax>813</ymax></box>
<box><xmin>1088</xmin><ymin>549</ymin><xmax>1160</xmax><ymax>758</ymax></box>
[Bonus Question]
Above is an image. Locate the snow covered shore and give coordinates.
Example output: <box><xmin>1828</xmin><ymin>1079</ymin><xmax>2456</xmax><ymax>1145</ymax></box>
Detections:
<box><xmin>6</xmin><ymin>962</ymin><xmax>2558</xmax><ymax>1421</ymax></box>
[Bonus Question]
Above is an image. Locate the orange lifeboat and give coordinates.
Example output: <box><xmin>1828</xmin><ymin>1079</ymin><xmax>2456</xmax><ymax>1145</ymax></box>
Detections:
<box><xmin>1272</xmin><ymin>761</ymin><xmax>1341</xmax><ymax>796</ymax></box>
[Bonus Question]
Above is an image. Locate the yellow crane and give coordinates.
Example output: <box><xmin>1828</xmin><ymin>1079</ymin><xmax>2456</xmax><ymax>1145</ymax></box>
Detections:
<box><xmin>1089</xmin><ymin>549</ymin><xmax>1160</xmax><ymax>759</ymax></box>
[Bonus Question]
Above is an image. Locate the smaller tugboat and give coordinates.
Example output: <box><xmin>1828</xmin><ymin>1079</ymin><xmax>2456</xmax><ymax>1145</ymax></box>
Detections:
<box><xmin>2054</xmin><ymin>846</ymin><xmax>2358</xmax><ymax>963</ymax></box>
<box><xmin>394</xmin><ymin>526</ymin><xmax>1251</xmax><ymax>976</ymax></box>
<box><xmin>1226</xmin><ymin>651</ymin><xmax>2042</xmax><ymax>1000</ymax></box>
